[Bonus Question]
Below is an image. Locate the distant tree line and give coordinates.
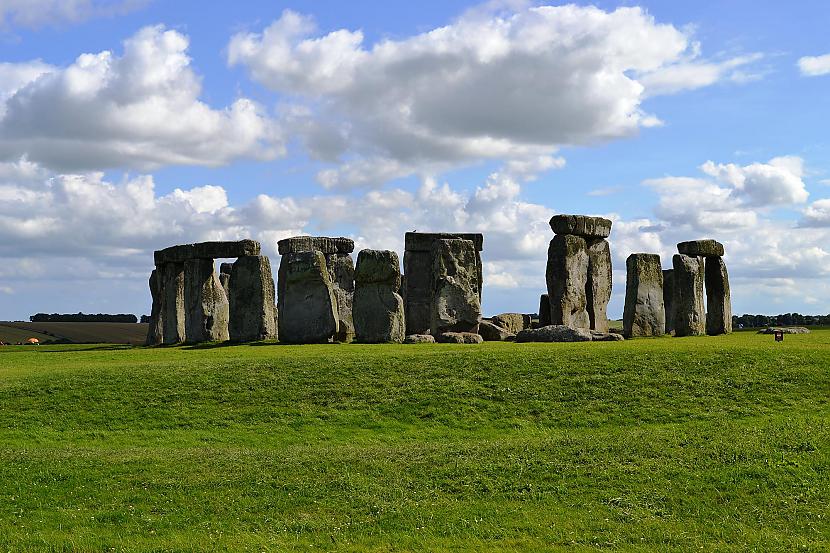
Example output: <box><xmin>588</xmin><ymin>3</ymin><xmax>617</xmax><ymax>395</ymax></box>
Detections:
<box><xmin>30</xmin><ymin>313</ymin><xmax>138</xmax><ymax>323</ymax></box>
<box><xmin>733</xmin><ymin>313</ymin><xmax>830</xmax><ymax>328</ymax></box>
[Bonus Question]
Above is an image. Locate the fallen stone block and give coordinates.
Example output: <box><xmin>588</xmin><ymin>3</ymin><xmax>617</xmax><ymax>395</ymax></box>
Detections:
<box><xmin>436</xmin><ymin>332</ymin><xmax>484</xmax><ymax>344</ymax></box>
<box><xmin>490</xmin><ymin>313</ymin><xmax>531</xmax><ymax>334</ymax></box>
<box><xmin>590</xmin><ymin>330</ymin><xmax>625</xmax><ymax>342</ymax></box>
<box><xmin>478</xmin><ymin>320</ymin><xmax>515</xmax><ymax>342</ymax></box>
<box><xmin>515</xmin><ymin>325</ymin><xmax>593</xmax><ymax>343</ymax></box>
<box><xmin>404</xmin><ymin>334</ymin><xmax>436</xmax><ymax>344</ymax></box>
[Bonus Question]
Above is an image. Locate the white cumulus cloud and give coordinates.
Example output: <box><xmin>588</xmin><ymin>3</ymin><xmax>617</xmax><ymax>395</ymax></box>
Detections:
<box><xmin>229</xmin><ymin>5</ymin><xmax>759</xmax><ymax>189</ymax></box>
<box><xmin>0</xmin><ymin>25</ymin><xmax>283</xmax><ymax>172</ymax></box>
<box><xmin>798</xmin><ymin>53</ymin><xmax>830</xmax><ymax>77</ymax></box>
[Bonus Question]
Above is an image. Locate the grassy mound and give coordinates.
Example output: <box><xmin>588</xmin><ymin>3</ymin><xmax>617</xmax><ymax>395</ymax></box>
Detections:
<box><xmin>0</xmin><ymin>333</ymin><xmax>827</xmax><ymax>551</ymax></box>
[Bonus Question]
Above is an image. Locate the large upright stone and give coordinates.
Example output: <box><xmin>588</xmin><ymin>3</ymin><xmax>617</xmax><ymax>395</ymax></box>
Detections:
<box><xmin>663</xmin><ymin>269</ymin><xmax>675</xmax><ymax>335</ymax></box>
<box><xmin>184</xmin><ymin>258</ymin><xmax>229</xmax><ymax>343</ymax></box>
<box><xmin>549</xmin><ymin>215</ymin><xmax>612</xmax><ymax>239</ymax></box>
<box><xmin>586</xmin><ymin>238</ymin><xmax>612</xmax><ymax>332</ymax></box>
<box><xmin>404</xmin><ymin>232</ymin><xmax>483</xmax><ymax>335</ymax></box>
<box><xmin>326</xmin><ymin>253</ymin><xmax>355</xmax><ymax>342</ymax></box>
<box><xmin>146</xmin><ymin>269</ymin><xmax>163</xmax><ymax>346</ymax></box>
<box><xmin>672</xmin><ymin>254</ymin><xmax>706</xmax><ymax>337</ymax></box>
<box><xmin>538</xmin><ymin>294</ymin><xmax>551</xmax><ymax>326</ymax></box>
<box><xmin>277</xmin><ymin>251</ymin><xmax>339</xmax><ymax>344</ymax></box>
<box><xmin>546</xmin><ymin>234</ymin><xmax>589</xmax><ymax>329</ymax></box>
<box><xmin>219</xmin><ymin>263</ymin><xmax>232</xmax><ymax>298</ymax></box>
<box><xmin>160</xmin><ymin>262</ymin><xmax>185</xmax><ymax>344</ymax></box>
<box><xmin>430</xmin><ymin>239</ymin><xmax>482</xmax><ymax>335</ymax></box>
<box><xmin>622</xmin><ymin>254</ymin><xmax>665</xmax><ymax>338</ymax></box>
<box><xmin>228</xmin><ymin>255</ymin><xmax>277</xmax><ymax>342</ymax></box>
<box><xmin>705</xmin><ymin>257</ymin><xmax>732</xmax><ymax>335</ymax></box>
<box><xmin>677</xmin><ymin>239</ymin><xmax>724</xmax><ymax>258</ymax></box>
<box><xmin>277</xmin><ymin>236</ymin><xmax>355</xmax><ymax>342</ymax></box>
<box><xmin>353</xmin><ymin>249</ymin><xmax>405</xmax><ymax>343</ymax></box>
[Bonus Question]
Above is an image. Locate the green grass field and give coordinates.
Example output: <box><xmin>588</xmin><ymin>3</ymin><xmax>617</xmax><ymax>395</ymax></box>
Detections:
<box><xmin>0</xmin><ymin>332</ymin><xmax>827</xmax><ymax>551</ymax></box>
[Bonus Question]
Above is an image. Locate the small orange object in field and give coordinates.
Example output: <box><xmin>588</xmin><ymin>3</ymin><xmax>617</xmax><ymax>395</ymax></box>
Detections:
<box><xmin>26</xmin><ymin>338</ymin><xmax>40</xmax><ymax>345</ymax></box>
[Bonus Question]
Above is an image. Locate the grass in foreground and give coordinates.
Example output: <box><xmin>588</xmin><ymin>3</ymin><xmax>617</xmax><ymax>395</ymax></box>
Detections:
<box><xmin>0</xmin><ymin>332</ymin><xmax>828</xmax><ymax>551</ymax></box>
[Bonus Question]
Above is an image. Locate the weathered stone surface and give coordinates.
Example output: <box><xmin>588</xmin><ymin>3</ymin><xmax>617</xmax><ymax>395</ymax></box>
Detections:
<box><xmin>436</xmin><ymin>332</ymin><xmax>483</xmax><ymax>344</ymax></box>
<box><xmin>549</xmin><ymin>214</ymin><xmax>612</xmax><ymax>239</ymax></box>
<box><xmin>672</xmin><ymin>254</ymin><xmax>706</xmax><ymax>337</ymax></box>
<box><xmin>184</xmin><ymin>258</ymin><xmax>230</xmax><ymax>343</ymax></box>
<box><xmin>538</xmin><ymin>294</ymin><xmax>551</xmax><ymax>326</ymax></box>
<box><xmin>146</xmin><ymin>269</ymin><xmax>163</xmax><ymax>346</ymax></box>
<box><xmin>405</xmin><ymin>232</ymin><xmax>484</xmax><ymax>252</ymax></box>
<box><xmin>546</xmin><ymin>234</ymin><xmax>590</xmax><ymax>329</ymax></box>
<box><xmin>705</xmin><ymin>256</ymin><xmax>732</xmax><ymax>335</ymax></box>
<box><xmin>478</xmin><ymin>320</ymin><xmax>515</xmax><ymax>342</ymax></box>
<box><xmin>219</xmin><ymin>273</ymin><xmax>230</xmax><ymax>298</ymax></box>
<box><xmin>404</xmin><ymin>334</ymin><xmax>436</xmax><ymax>344</ymax></box>
<box><xmin>663</xmin><ymin>269</ymin><xmax>675</xmax><ymax>335</ymax></box>
<box><xmin>623</xmin><ymin>253</ymin><xmax>665</xmax><ymax>338</ymax></box>
<box><xmin>160</xmin><ymin>262</ymin><xmax>185</xmax><ymax>345</ymax></box>
<box><xmin>430</xmin><ymin>239</ymin><xmax>482</xmax><ymax>335</ymax></box>
<box><xmin>590</xmin><ymin>330</ymin><xmax>625</xmax><ymax>342</ymax></box>
<box><xmin>587</xmin><ymin>238</ymin><xmax>612</xmax><ymax>332</ymax></box>
<box><xmin>277</xmin><ymin>236</ymin><xmax>355</xmax><ymax>255</ymax></box>
<box><xmin>154</xmin><ymin>240</ymin><xmax>260</xmax><ymax>265</ymax></box>
<box><xmin>677</xmin><ymin>239</ymin><xmax>725</xmax><ymax>257</ymax></box>
<box><xmin>228</xmin><ymin>256</ymin><xmax>277</xmax><ymax>342</ymax></box>
<box><xmin>325</xmin><ymin>253</ymin><xmax>355</xmax><ymax>342</ymax></box>
<box><xmin>757</xmin><ymin>327</ymin><xmax>810</xmax><ymax>334</ymax></box>
<box><xmin>277</xmin><ymin>251</ymin><xmax>339</xmax><ymax>344</ymax></box>
<box><xmin>353</xmin><ymin>250</ymin><xmax>405</xmax><ymax>343</ymax></box>
<box><xmin>490</xmin><ymin>313</ymin><xmax>531</xmax><ymax>334</ymax></box>
<box><xmin>404</xmin><ymin>233</ymin><xmax>483</xmax><ymax>335</ymax></box>
<box><xmin>515</xmin><ymin>325</ymin><xmax>592</xmax><ymax>343</ymax></box>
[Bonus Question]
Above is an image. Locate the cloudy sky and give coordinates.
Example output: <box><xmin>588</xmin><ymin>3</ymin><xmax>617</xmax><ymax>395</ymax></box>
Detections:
<box><xmin>1</xmin><ymin>0</ymin><xmax>829</xmax><ymax>320</ymax></box>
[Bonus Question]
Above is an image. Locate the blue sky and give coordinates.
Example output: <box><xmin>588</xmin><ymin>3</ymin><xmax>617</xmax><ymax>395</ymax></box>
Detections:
<box><xmin>1</xmin><ymin>0</ymin><xmax>829</xmax><ymax>321</ymax></box>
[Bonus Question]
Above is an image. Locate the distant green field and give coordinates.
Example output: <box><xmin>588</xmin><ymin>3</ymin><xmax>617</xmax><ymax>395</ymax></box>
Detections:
<box><xmin>0</xmin><ymin>333</ymin><xmax>827</xmax><ymax>551</ymax></box>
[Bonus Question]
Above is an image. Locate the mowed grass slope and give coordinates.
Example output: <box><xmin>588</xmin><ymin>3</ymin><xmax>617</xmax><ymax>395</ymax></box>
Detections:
<box><xmin>0</xmin><ymin>333</ymin><xmax>828</xmax><ymax>551</ymax></box>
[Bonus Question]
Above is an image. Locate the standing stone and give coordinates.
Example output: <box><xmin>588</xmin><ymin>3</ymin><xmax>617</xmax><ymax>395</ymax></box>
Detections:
<box><xmin>546</xmin><ymin>234</ymin><xmax>589</xmax><ymax>329</ymax></box>
<box><xmin>586</xmin><ymin>238</ymin><xmax>612</xmax><ymax>332</ymax></box>
<box><xmin>430</xmin><ymin>239</ymin><xmax>482</xmax><ymax>335</ymax></box>
<box><xmin>672</xmin><ymin>254</ymin><xmax>706</xmax><ymax>337</ymax></box>
<box><xmin>326</xmin><ymin>253</ymin><xmax>355</xmax><ymax>342</ymax></box>
<box><xmin>622</xmin><ymin>254</ymin><xmax>665</xmax><ymax>338</ymax></box>
<box><xmin>705</xmin><ymin>257</ymin><xmax>732</xmax><ymax>335</ymax></box>
<box><xmin>538</xmin><ymin>294</ymin><xmax>551</xmax><ymax>326</ymax></box>
<box><xmin>228</xmin><ymin>255</ymin><xmax>277</xmax><ymax>343</ymax></box>
<box><xmin>161</xmin><ymin>262</ymin><xmax>185</xmax><ymax>345</ymax></box>
<box><xmin>184</xmin><ymin>258</ymin><xmax>229</xmax><ymax>343</ymax></box>
<box><xmin>219</xmin><ymin>263</ymin><xmax>233</xmax><ymax>298</ymax></box>
<box><xmin>277</xmin><ymin>251</ymin><xmax>339</xmax><ymax>344</ymax></box>
<box><xmin>276</xmin><ymin>236</ymin><xmax>355</xmax><ymax>343</ymax></box>
<box><xmin>404</xmin><ymin>232</ymin><xmax>483</xmax><ymax>335</ymax></box>
<box><xmin>663</xmin><ymin>269</ymin><xmax>675</xmax><ymax>335</ymax></box>
<box><xmin>146</xmin><ymin>269</ymin><xmax>164</xmax><ymax>346</ymax></box>
<box><xmin>353</xmin><ymin>249</ymin><xmax>405</xmax><ymax>343</ymax></box>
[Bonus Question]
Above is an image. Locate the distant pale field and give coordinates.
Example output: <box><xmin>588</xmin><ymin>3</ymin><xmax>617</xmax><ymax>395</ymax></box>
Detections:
<box><xmin>0</xmin><ymin>333</ymin><xmax>827</xmax><ymax>551</ymax></box>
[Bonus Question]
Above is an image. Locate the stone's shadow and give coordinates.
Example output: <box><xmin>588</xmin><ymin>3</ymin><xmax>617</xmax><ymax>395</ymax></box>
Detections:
<box><xmin>36</xmin><ymin>344</ymin><xmax>135</xmax><ymax>353</ymax></box>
